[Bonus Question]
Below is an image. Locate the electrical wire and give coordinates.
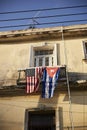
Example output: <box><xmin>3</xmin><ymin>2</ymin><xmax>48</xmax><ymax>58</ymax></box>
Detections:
<box><xmin>0</xmin><ymin>4</ymin><xmax>87</xmax><ymax>14</ymax></box>
<box><xmin>0</xmin><ymin>19</ymin><xmax>87</xmax><ymax>29</ymax></box>
<box><xmin>0</xmin><ymin>12</ymin><xmax>87</xmax><ymax>22</ymax></box>
<box><xmin>0</xmin><ymin>4</ymin><xmax>87</xmax><ymax>30</ymax></box>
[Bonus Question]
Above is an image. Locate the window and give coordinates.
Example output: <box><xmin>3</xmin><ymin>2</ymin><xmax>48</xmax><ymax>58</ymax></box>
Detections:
<box><xmin>34</xmin><ymin>49</ymin><xmax>54</xmax><ymax>67</ymax></box>
<box><xmin>85</xmin><ymin>43</ymin><xmax>87</xmax><ymax>54</ymax></box>
<box><xmin>29</xmin><ymin>44</ymin><xmax>59</xmax><ymax>67</ymax></box>
<box><xmin>83</xmin><ymin>41</ymin><xmax>87</xmax><ymax>59</ymax></box>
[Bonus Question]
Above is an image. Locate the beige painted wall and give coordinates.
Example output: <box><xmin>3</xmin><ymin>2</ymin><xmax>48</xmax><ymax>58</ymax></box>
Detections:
<box><xmin>0</xmin><ymin>37</ymin><xmax>87</xmax><ymax>86</ymax></box>
<box><xmin>0</xmin><ymin>91</ymin><xmax>86</xmax><ymax>130</ymax></box>
<box><xmin>0</xmin><ymin>43</ymin><xmax>29</xmax><ymax>86</ymax></box>
<box><xmin>64</xmin><ymin>38</ymin><xmax>87</xmax><ymax>72</ymax></box>
<box><xmin>0</xmin><ymin>37</ymin><xmax>87</xmax><ymax>129</ymax></box>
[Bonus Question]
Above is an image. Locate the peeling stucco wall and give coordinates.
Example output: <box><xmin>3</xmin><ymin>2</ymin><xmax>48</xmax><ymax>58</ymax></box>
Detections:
<box><xmin>0</xmin><ymin>37</ymin><xmax>87</xmax><ymax>86</ymax></box>
<box><xmin>0</xmin><ymin>43</ymin><xmax>29</xmax><ymax>86</ymax></box>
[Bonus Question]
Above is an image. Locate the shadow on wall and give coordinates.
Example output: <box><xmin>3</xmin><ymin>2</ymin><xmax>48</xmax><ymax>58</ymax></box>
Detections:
<box><xmin>36</xmin><ymin>86</ymin><xmax>64</xmax><ymax>130</ymax></box>
<box><xmin>63</xmin><ymin>90</ymin><xmax>87</xmax><ymax>105</ymax></box>
<box><xmin>25</xmin><ymin>91</ymin><xmax>64</xmax><ymax>130</ymax></box>
<box><xmin>68</xmin><ymin>72</ymin><xmax>87</xmax><ymax>82</ymax></box>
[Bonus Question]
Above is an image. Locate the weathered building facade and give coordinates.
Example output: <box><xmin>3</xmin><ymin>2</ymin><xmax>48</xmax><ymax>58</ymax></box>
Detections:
<box><xmin>0</xmin><ymin>24</ymin><xmax>87</xmax><ymax>130</ymax></box>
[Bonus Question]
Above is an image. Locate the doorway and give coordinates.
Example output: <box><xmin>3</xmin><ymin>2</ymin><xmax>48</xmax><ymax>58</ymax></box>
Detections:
<box><xmin>28</xmin><ymin>110</ymin><xmax>55</xmax><ymax>130</ymax></box>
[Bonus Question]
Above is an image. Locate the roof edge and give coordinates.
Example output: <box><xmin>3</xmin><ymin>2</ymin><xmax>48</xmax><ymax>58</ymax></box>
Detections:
<box><xmin>0</xmin><ymin>24</ymin><xmax>87</xmax><ymax>37</ymax></box>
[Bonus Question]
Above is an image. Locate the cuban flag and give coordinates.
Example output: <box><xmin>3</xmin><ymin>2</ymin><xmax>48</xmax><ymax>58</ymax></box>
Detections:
<box><xmin>26</xmin><ymin>67</ymin><xmax>43</xmax><ymax>93</ymax></box>
<box><xmin>42</xmin><ymin>67</ymin><xmax>60</xmax><ymax>98</ymax></box>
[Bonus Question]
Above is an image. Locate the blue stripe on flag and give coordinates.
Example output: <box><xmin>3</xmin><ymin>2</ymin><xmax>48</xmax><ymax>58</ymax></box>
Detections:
<box><xmin>42</xmin><ymin>67</ymin><xmax>60</xmax><ymax>98</ymax></box>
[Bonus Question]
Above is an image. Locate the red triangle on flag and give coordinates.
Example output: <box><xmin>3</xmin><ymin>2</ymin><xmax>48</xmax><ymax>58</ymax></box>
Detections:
<box><xmin>46</xmin><ymin>67</ymin><xmax>58</xmax><ymax>78</ymax></box>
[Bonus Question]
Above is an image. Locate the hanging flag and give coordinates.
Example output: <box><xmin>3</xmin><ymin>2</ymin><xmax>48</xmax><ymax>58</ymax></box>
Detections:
<box><xmin>26</xmin><ymin>67</ymin><xmax>43</xmax><ymax>93</ymax></box>
<box><xmin>42</xmin><ymin>67</ymin><xmax>60</xmax><ymax>98</ymax></box>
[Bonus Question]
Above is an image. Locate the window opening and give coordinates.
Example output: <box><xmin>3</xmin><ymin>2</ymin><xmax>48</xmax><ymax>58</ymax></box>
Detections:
<box><xmin>83</xmin><ymin>42</ymin><xmax>87</xmax><ymax>59</ymax></box>
<box><xmin>39</xmin><ymin>57</ymin><xmax>43</xmax><ymax>66</ymax></box>
<box><xmin>28</xmin><ymin>110</ymin><xmax>55</xmax><ymax>130</ymax></box>
<box><xmin>34</xmin><ymin>49</ymin><xmax>54</xmax><ymax>67</ymax></box>
<box><xmin>29</xmin><ymin>44</ymin><xmax>59</xmax><ymax>67</ymax></box>
<box><xmin>45</xmin><ymin>57</ymin><xmax>49</xmax><ymax>66</ymax></box>
<box><xmin>85</xmin><ymin>43</ymin><xmax>87</xmax><ymax>53</ymax></box>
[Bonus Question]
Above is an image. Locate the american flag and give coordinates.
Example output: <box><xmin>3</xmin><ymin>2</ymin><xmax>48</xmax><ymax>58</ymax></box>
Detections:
<box><xmin>26</xmin><ymin>67</ymin><xmax>43</xmax><ymax>93</ymax></box>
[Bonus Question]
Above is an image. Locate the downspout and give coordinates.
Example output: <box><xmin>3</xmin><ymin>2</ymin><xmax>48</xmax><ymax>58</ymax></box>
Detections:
<box><xmin>61</xmin><ymin>26</ymin><xmax>74</xmax><ymax>130</ymax></box>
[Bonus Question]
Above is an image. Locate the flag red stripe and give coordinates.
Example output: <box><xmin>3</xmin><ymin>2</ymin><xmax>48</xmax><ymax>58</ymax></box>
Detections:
<box><xmin>26</xmin><ymin>67</ymin><xmax>44</xmax><ymax>93</ymax></box>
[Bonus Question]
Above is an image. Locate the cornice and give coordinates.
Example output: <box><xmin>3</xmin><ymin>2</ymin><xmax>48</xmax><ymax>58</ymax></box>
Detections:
<box><xmin>0</xmin><ymin>24</ymin><xmax>87</xmax><ymax>43</ymax></box>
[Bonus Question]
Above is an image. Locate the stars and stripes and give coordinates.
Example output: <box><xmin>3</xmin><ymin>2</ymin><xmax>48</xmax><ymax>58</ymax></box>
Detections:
<box><xmin>26</xmin><ymin>67</ymin><xmax>43</xmax><ymax>93</ymax></box>
<box><xmin>25</xmin><ymin>66</ymin><xmax>61</xmax><ymax>98</ymax></box>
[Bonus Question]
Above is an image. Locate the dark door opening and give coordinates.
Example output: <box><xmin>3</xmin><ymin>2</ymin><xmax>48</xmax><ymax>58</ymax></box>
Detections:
<box><xmin>28</xmin><ymin>110</ymin><xmax>55</xmax><ymax>130</ymax></box>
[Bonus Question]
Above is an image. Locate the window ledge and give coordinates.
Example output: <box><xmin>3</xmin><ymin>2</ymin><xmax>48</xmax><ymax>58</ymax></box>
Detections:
<box><xmin>82</xmin><ymin>59</ymin><xmax>87</xmax><ymax>62</ymax></box>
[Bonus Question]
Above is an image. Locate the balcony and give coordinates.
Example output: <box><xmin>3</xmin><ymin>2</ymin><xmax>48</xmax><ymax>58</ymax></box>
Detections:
<box><xmin>17</xmin><ymin>66</ymin><xmax>66</xmax><ymax>87</ymax></box>
<box><xmin>0</xmin><ymin>66</ymin><xmax>87</xmax><ymax>97</ymax></box>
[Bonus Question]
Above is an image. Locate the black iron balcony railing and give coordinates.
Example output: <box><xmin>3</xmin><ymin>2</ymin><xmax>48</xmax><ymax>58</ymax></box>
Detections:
<box><xmin>17</xmin><ymin>65</ymin><xmax>66</xmax><ymax>87</ymax></box>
